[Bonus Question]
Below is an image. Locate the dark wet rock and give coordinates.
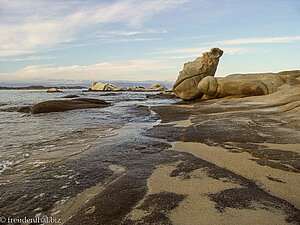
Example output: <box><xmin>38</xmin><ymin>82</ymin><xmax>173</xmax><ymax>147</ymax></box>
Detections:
<box><xmin>146</xmin><ymin>92</ymin><xmax>178</xmax><ymax>99</ymax></box>
<box><xmin>100</xmin><ymin>92</ymin><xmax>122</xmax><ymax>96</ymax></box>
<box><xmin>173</xmin><ymin>48</ymin><xmax>223</xmax><ymax>100</ymax></box>
<box><xmin>124</xmin><ymin>192</ymin><xmax>185</xmax><ymax>225</ymax></box>
<box><xmin>150</xmin><ymin>105</ymin><xmax>191</xmax><ymax>123</ymax></box>
<box><xmin>267</xmin><ymin>176</ymin><xmax>286</xmax><ymax>183</ymax></box>
<box><xmin>30</xmin><ymin>98</ymin><xmax>110</xmax><ymax>114</ymax></box>
<box><xmin>61</xmin><ymin>94</ymin><xmax>79</xmax><ymax>98</ymax></box>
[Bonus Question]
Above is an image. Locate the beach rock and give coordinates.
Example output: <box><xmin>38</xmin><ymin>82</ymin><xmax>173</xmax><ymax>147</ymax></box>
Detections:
<box><xmin>130</xmin><ymin>86</ymin><xmax>145</xmax><ymax>91</ymax></box>
<box><xmin>146</xmin><ymin>92</ymin><xmax>178</xmax><ymax>99</ymax></box>
<box><xmin>47</xmin><ymin>88</ymin><xmax>62</xmax><ymax>93</ymax></box>
<box><xmin>173</xmin><ymin>48</ymin><xmax>223</xmax><ymax>100</ymax></box>
<box><xmin>90</xmin><ymin>82</ymin><xmax>127</xmax><ymax>91</ymax></box>
<box><xmin>198</xmin><ymin>70</ymin><xmax>300</xmax><ymax>99</ymax></box>
<box><xmin>150</xmin><ymin>84</ymin><xmax>168</xmax><ymax>91</ymax></box>
<box><xmin>61</xmin><ymin>95</ymin><xmax>79</xmax><ymax>98</ymax></box>
<box><xmin>30</xmin><ymin>98</ymin><xmax>110</xmax><ymax>114</ymax></box>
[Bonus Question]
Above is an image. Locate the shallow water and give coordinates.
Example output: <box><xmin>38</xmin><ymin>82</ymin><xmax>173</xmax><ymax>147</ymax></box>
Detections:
<box><xmin>0</xmin><ymin>89</ymin><xmax>178</xmax><ymax>184</ymax></box>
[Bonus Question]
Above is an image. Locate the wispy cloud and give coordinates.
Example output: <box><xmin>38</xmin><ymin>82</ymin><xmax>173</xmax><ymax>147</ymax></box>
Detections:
<box><xmin>0</xmin><ymin>0</ymin><xmax>189</xmax><ymax>57</ymax></box>
<box><xmin>0</xmin><ymin>60</ymin><xmax>175</xmax><ymax>82</ymax></box>
<box><xmin>162</xmin><ymin>46</ymin><xmax>254</xmax><ymax>59</ymax></box>
<box><xmin>0</xmin><ymin>56</ymin><xmax>58</xmax><ymax>62</ymax></box>
<box><xmin>217</xmin><ymin>36</ymin><xmax>300</xmax><ymax>45</ymax></box>
<box><xmin>160</xmin><ymin>35</ymin><xmax>300</xmax><ymax>59</ymax></box>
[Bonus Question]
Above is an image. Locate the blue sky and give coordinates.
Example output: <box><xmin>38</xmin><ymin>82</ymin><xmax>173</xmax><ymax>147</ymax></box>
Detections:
<box><xmin>0</xmin><ymin>0</ymin><xmax>299</xmax><ymax>84</ymax></box>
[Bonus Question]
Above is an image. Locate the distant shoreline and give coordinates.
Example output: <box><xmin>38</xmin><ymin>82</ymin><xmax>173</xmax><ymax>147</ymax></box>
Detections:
<box><xmin>0</xmin><ymin>85</ymin><xmax>87</xmax><ymax>90</ymax></box>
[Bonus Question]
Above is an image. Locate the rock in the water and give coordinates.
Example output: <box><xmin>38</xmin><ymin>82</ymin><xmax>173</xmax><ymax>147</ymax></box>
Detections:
<box><xmin>61</xmin><ymin>95</ymin><xmax>79</xmax><ymax>98</ymax></box>
<box><xmin>173</xmin><ymin>48</ymin><xmax>223</xmax><ymax>100</ymax></box>
<box><xmin>198</xmin><ymin>70</ymin><xmax>300</xmax><ymax>99</ymax></box>
<box><xmin>130</xmin><ymin>86</ymin><xmax>145</xmax><ymax>91</ymax></box>
<box><xmin>146</xmin><ymin>92</ymin><xmax>178</xmax><ymax>99</ymax></box>
<box><xmin>30</xmin><ymin>98</ymin><xmax>110</xmax><ymax>114</ymax></box>
<box><xmin>150</xmin><ymin>84</ymin><xmax>168</xmax><ymax>91</ymax></box>
<box><xmin>47</xmin><ymin>88</ymin><xmax>62</xmax><ymax>93</ymax></box>
<box><xmin>90</xmin><ymin>82</ymin><xmax>127</xmax><ymax>91</ymax></box>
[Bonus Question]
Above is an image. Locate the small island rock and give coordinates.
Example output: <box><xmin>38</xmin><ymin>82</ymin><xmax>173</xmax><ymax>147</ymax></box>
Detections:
<box><xmin>90</xmin><ymin>82</ymin><xmax>127</xmax><ymax>91</ymax></box>
<box><xmin>47</xmin><ymin>87</ymin><xmax>62</xmax><ymax>93</ymax></box>
<box><xmin>150</xmin><ymin>84</ymin><xmax>168</xmax><ymax>91</ymax></box>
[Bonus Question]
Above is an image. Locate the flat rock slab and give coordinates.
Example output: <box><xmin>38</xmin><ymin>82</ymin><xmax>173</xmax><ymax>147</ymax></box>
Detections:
<box><xmin>30</xmin><ymin>98</ymin><xmax>110</xmax><ymax>114</ymax></box>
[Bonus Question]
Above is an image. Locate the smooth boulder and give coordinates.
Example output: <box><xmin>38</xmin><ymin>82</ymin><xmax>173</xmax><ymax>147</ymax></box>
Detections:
<box><xmin>198</xmin><ymin>71</ymin><xmax>300</xmax><ymax>99</ymax></box>
<box><xmin>30</xmin><ymin>98</ymin><xmax>110</xmax><ymax>114</ymax></box>
<box><xmin>173</xmin><ymin>48</ymin><xmax>223</xmax><ymax>100</ymax></box>
<box><xmin>90</xmin><ymin>82</ymin><xmax>127</xmax><ymax>91</ymax></box>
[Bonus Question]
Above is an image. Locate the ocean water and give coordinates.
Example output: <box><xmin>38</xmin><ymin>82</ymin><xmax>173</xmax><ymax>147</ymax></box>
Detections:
<box><xmin>0</xmin><ymin>89</ymin><xmax>178</xmax><ymax>185</ymax></box>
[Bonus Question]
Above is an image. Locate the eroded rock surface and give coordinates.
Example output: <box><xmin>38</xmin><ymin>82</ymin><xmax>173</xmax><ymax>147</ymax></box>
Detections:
<box><xmin>198</xmin><ymin>71</ymin><xmax>300</xmax><ymax>99</ymax></box>
<box><xmin>173</xmin><ymin>48</ymin><xmax>223</xmax><ymax>100</ymax></box>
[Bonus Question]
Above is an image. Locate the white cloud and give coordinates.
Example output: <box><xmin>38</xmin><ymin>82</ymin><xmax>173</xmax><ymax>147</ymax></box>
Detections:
<box><xmin>0</xmin><ymin>60</ymin><xmax>175</xmax><ymax>82</ymax></box>
<box><xmin>0</xmin><ymin>0</ymin><xmax>189</xmax><ymax>57</ymax></box>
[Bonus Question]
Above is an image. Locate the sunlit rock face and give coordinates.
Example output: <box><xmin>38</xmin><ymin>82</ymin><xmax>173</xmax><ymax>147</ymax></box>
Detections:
<box><xmin>198</xmin><ymin>71</ymin><xmax>300</xmax><ymax>99</ymax></box>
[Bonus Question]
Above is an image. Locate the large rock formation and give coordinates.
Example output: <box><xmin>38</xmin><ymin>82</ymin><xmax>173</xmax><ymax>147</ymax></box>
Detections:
<box><xmin>30</xmin><ymin>98</ymin><xmax>110</xmax><ymax>114</ymax></box>
<box><xmin>90</xmin><ymin>82</ymin><xmax>127</xmax><ymax>91</ymax></box>
<box><xmin>173</xmin><ymin>48</ymin><xmax>223</xmax><ymax>100</ymax></box>
<box><xmin>198</xmin><ymin>71</ymin><xmax>300</xmax><ymax>99</ymax></box>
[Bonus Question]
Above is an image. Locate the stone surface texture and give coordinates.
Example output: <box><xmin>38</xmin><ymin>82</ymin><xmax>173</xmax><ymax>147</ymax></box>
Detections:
<box><xmin>198</xmin><ymin>70</ymin><xmax>300</xmax><ymax>99</ymax></box>
<box><xmin>173</xmin><ymin>48</ymin><xmax>223</xmax><ymax>100</ymax></box>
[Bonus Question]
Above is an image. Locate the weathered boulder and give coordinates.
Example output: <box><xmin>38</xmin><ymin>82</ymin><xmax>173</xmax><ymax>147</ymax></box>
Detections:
<box><xmin>173</xmin><ymin>48</ymin><xmax>223</xmax><ymax>100</ymax></box>
<box><xmin>47</xmin><ymin>87</ymin><xmax>62</xmax><ymax>93</ymax></box>
<box><xmin>30</xmin><ymin>98</ymin><xmax>110</xmax><ymax>114</ymax></box>
<box><xmin>198</xmin><ymin>71</ymin><xmax>300</xmax><ymax>99</ymax></box>
<box><xmin>90</xmin><ymin>82</ymin><xmax>127</xmax><ymax>91</ymax></box>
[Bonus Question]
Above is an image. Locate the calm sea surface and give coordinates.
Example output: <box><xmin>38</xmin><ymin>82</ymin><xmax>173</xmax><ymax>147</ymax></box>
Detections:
<box><xmin>0</xmin><ymin>89</ymin><xmax>178</xmax><ymax>185</ymax></box>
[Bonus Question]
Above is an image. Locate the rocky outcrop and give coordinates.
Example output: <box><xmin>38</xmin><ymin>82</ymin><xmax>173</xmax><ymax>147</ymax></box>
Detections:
<box><xmin>129</xmin><ymin>86</ymin><xmax>145</xmax><ymax>91</ymax></box>
<box><xmin>90</xmin><ymin>82</ymin><xmax>127</xmax><ymax>91</ymax></box>
<box><xmin>90</xmin><ymin>82</ymin><xmax>168</xmax><ymax>92</ymax></box>
<box><xmin>173</xmin><ymin>48</ymin><xmax>223</xmax><ymax>100</ymax></box>
<box><xmin>30</xmin><ymin>98</ymin><xmax>110</xmax><ymax>114</ymax></box>
<box><xmin>47</xmin><ymin>87</ymin><xmax>62</xmax><ymax>93</ymax></box>
<box><xmin>198</xmin><ymin>71</ymin><xmax>300</xmax><ymax>99</ymax></box>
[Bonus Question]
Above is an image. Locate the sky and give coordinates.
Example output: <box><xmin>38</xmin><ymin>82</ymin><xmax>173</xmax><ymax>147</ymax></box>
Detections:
<box><xmin>0</xmin><ymin>0</ymin><xmax>299</xmax><ymax>85</ymax></box>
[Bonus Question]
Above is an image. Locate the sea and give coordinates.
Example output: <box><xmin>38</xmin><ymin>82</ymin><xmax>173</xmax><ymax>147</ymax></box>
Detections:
<box><xmin>0</xmin><ymin>89</ymin><xmax>179</xmax><ymax>186</ymax></box>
